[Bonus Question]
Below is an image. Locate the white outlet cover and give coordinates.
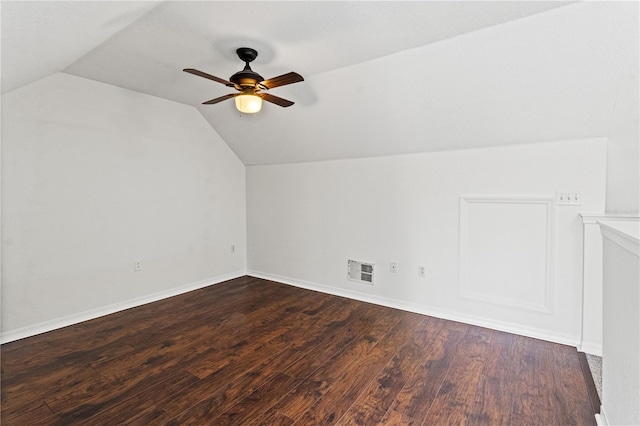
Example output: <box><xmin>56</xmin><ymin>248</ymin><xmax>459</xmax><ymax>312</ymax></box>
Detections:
<box><xmin>556</xmin><ymin>191</ymin><xmax>582</xmax><ymax>206</ymax></box>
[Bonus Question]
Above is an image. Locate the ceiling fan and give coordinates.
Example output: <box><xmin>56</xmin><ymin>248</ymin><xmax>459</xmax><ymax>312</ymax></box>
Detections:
<box><xmin>184</xmin><ymin>47</ymin><xmax>304</xmax><ymax>113</ymax></box>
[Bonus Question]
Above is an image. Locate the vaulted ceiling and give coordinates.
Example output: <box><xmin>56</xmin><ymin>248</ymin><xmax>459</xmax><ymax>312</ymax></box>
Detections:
<box><xmin>2</xmin><ymin>1</ymin><xmax>638</xmax><ymax>165</ymax></box>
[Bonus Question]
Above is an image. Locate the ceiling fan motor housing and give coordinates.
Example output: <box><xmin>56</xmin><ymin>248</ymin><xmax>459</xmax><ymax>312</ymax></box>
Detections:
<box><xmin>230</xmin><ymin>68</ymin><xmax>264</xmax><ymax>89</ymax></box>
<box><xmin>230</xmin><ymin>47</ymin><xmax>263</xmax><ymax>89</ymax></box>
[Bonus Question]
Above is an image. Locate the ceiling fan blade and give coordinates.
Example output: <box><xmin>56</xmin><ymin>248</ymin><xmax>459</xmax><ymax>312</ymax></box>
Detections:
<box><xmin>257</xmin><ymin>92</ymin><xmax>294</xmax><ymax>108</ymax></box>
<box><xmin>259</xmin><ymin>72</ymin><xmax>304</xmax><ymax>90</ymax></box>
<box><xmin>202</xmin><ymin>93</ymin><xmax>238</xmax><ymax>105</ymax></box>
<box><xmin>184</xmin><ymin>68</ymin><xmax>233</xmax><ymax>86</ymax></box>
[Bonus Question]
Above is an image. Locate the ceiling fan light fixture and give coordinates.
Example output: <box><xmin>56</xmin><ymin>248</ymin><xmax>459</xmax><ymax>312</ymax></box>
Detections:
<box><xmin>235</xmin><ymin>92</ymin><xmax>262</xmax><ymax>113</ymax></box>
<box><xmin>184</xmin><ymin>47</ymin><xmax>303</xmax><ymax>112</ymax></box>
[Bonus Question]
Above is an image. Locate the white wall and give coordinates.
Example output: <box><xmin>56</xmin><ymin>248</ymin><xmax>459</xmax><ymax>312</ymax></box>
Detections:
<box><xmin>599</xmin><ymin>5</ymin><xmax>639</xmax><ymax>420</ymax></box>
<box><xmin>598</xmin><ymin>3</ymin><xmax>640</xmax><ymax>421</ymax></box>
<box><xmin>599</xmin><ymin>222</ymin><xmax>639</xmax><ymax>426</ymax></box>
<box><xmin>1</xmin><ymin>73</ymin><xmax>246</xmax><ymax>340</ymax></box>
<box><xmin>606</xmin><ymin>60</ymin><xmax>639</xmax><ymax>215</ymax></box>
<box><xmin>247</xmin><ymin>138</ymin><xmax>607</xmax><ymax>345</ymax></box>
<box><xmin>604</xmin><ymin>0</ymin><xmax>639</xmax><ymax>215</ymax></box>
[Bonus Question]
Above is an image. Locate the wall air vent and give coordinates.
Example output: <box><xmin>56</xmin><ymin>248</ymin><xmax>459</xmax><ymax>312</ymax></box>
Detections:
<box><xmin>348</xmin><ymin>259</ymin><xmax>374</xmax><ymax>285</ymax></box>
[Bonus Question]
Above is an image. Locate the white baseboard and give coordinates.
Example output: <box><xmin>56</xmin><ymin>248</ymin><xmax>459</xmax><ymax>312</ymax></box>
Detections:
<box><xmin>595</xmin><ymin>405</ymin><xmax>609</xmax><ymax>426</ymax></box>
<box><xmin>579</xmin><ymin>341</ymin><xmax>603</xmax><ymax>357</ymax></box>
<box><xmin>0</xmin><ymin>270</ymin><xmax>246</xmax><ymax>344</ymax></box>
<box><xmin>5</xmin><ymin>269</ymin><xmax>580</xmax><ymax>349</ymax></box>
<box><xmin>248</xmin><ymin>270</ymin><xmax>580</xmax><ymax>348</ymax></box>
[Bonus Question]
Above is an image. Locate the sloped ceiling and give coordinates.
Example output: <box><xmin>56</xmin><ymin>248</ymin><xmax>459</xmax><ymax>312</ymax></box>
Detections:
<box><xmin>0</xmin><ymin>1</ymin><xmax>161</xmax><ymax>94</ymax></box>
<box><xmin>2</xmin><ymin>1</ymin><xmax>638</xmax><ymax>165</ymax></box>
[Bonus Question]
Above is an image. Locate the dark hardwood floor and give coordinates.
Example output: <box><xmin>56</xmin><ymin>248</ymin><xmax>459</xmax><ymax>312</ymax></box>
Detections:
<box><xmin>1</xmin><ymin>276</ymin><xmax>596</xmax><ymax>425</ymax></box>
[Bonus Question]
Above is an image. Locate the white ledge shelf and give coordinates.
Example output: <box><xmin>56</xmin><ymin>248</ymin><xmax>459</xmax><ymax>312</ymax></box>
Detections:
<box><xmin>597</xmin><ymin>220</ymin><xmax>640</xmax><ymax>257</ymax></box>
<box><xmin>580</xmin><ymin>212</ymin><xmax>640</xmax><ymax>224</ymax></box>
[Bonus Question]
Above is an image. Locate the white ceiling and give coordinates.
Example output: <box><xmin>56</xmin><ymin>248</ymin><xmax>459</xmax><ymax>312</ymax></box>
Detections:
<box><xmin>1</xmin><ymin>1</ymin><xmax>160</xmax><ymax>94</ymax></box>
<box><xmin>2</xmin><ymin>1</ymin><xmax>638</xmax><ymax>165</ymax></box>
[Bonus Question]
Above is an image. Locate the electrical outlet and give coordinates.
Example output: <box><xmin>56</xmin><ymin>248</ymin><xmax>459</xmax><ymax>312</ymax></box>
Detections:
<box><xmin>418</xmin><ymin>265</ymin><xmax>426</xmax><ymax>278</ymax></box>
<box><xmin>134</xmin><ymin>260</ymin><xmax>142</xmax><ymax>272</ymax></box>
<box><xmin>390</xmin><ymin>261</ymin><xmax>398</xmax><ymax>273</ymax></box>
<box><xmin>556</xmin><ymin>191</ymin><xmax>582</xmax><ymax>206</ymax></box>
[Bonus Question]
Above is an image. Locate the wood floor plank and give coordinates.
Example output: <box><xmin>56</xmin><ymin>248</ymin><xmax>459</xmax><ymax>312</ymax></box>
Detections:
<box><xmin>379</xmin><ymin>317</ymin><xmax>462</xmax><ymax>423</ymax></box>
<box><xmin>156</xmin><ymin>295</ymin><xmax>362</xmax><ymax>421</ymax></box>
<box><xmin>297</xmin><ymin>311</ymin><xmax>422</xmax><ymax>424</ymax></box>
<box><xmin>208</xmin><ymin>373</ymin><xmax>299</xmax><ymax>425</ymax></box>
<box><xmin>122</xmin><ymin>405</ymin><xmax>174</xmax><ymax>426</ymax></box>
<box><xmin>166</xmin><ymin>300</ymin><xmax>375</xmax><ymax>424</ymax></box>
<box><xmin>378</xmin><ymin>408</ymin><xmax>421</xmax><ymax>425</ymax></box>
<box><xmin>1</xmin><ymin>339</ymin><xmax>55</xmax><ymax>373</ymax></box>
<box><xmin>183</xmin><ymin>285</ymin><xmax>327</xmax><ymax>379</ymax></box>
<box><xmin>466</xmin><ymin>330</ymin><xmax>520</xmax><ymax>426</ymax></box>
<box><xmin>261</xmin><ymin>324</ymin><xmax>390</xmax><ymax>421</ymax></box>
<box><xmin>338</xmin><ymin>316</ymin><xmax>431</xmax><ymax>425</ymax></box>
<box><xmin>165</xmin><ymin>336</ymin><xmax>305</xmax><ymax>424</ymax></box>
<box><xmin>44</xmin><ymin>328</ymin><xmax>218</xmax><ymax>417</ymax></box>
<box><xmin>215</xmin><ymin>304</ymin><xmax>377</xmax><ymax>425</ymax></box>
<box><xmin>152</xmin><ymin>330</ymin><xmax>299</xmax><ymax>418</ymax></box>
<box><xmin>550</xmin><ymin>343</ymin><xmax>597</xmax><ymax>425</ymax></box>
<box><xmin>1</xmin><ymin>362</ymin><xmax>97</xmax><ymax>420</ymax></box>
<box><xmin>2</xmin><ymin>400</ymin><xmax>62</xmax><ymax>425</ymax></box>
<box><xmin>70</xmin><ymin>370</ymin><xmax>200</xmax><ymax>425</ymax></box>
<box><xmin>0</xmin><ymin>276</ymin><xmax>598</xmax><ymax>425</ymax></box>
<box><xmin>422</xmin><ymin>326</ymin><xmax>495</xmax><ymax>425</ymax></box>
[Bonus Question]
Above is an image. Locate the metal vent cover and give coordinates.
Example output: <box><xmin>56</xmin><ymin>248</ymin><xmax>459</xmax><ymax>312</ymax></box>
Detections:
<box><xmin>348</xmin><ymin>259</ymin><xmax>374</xmax><ymax>285</ymax></box>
